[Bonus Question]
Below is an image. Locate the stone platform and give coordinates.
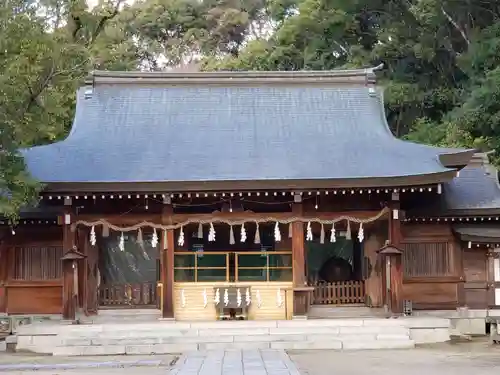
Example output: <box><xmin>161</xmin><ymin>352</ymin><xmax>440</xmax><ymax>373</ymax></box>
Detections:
<box><xmin>13</xmin><ymin>317</ymin><xmax>451</xmax><ymax>356</ymax></box>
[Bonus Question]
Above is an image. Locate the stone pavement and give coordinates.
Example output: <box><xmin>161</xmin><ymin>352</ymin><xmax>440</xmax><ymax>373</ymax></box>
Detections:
<box><xmin>289</xmin><ymin>341</ymin><xmax>500</xmax><ymax>375</ymax></box>
<box><xmin>170</xmin><ymin>349</ymin><xmax>301</xmax><ymax>375</ymax></box>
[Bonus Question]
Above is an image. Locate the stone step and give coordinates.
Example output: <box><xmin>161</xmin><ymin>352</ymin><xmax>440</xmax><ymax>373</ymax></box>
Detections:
<box><xmin>17</xmin><ymin>317</ymin><xmax>452</xmax><ymax>356</ymax></box>
<box><xmin>53</xmin><ymin>336</ymin><xmax>415</xmax><ymax>356</ymax></box>
<box><xmin>308</xmin><ymin>305</ymin><xmax>386</xmax><ymax>319</ymax></box>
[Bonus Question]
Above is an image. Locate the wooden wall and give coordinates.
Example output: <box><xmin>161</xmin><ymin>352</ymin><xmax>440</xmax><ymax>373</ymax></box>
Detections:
<box><xmin>0</xmin><ymin>226</ymin><xmax>63</xmax><ymax>315</ymax></box>
<box><xmin>463</xmin><ymin>247</ymin><xmax>488</xmax><ymax>308</ymax></box>
<box><xmin>174</xmin><ymin>282</ymin><xmax>293</xmax><ymax>321</ymax></box>
<box><xmin>401</xmin><ymin>223</ymin><xmax>461</xmax><ymax>309</ymax></box>
<box><xmin>363</xmin><ymin>224</ymin><xmax>386</xmax><ymax>307</ymax></box>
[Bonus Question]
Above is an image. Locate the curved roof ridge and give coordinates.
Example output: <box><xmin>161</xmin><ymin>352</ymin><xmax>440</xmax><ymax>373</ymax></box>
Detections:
<box><xmin>372</xmin><ymin>86</ymin><xmax>474</xmax><ymax>169</ymax></box>
<box><xmin>85</xmin><ymin>64</ymin><xmax>385</xmax><ymax>86</ymax></box>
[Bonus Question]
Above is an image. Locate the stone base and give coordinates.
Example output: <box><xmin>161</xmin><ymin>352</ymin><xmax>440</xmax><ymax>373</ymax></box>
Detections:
<box><xmin>11</xmin><ymin>317</ymin><xmax>460</xmax><ymax>355</ymax></box>
<box><xmin>291</xmin><ymin>315</ymin><xmax>308</xmax><ymax>320</ymax></box>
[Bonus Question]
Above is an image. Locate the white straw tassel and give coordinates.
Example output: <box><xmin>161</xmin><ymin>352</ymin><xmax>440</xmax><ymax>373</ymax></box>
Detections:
<box><xmin>214</xmin><ymin>288</ymin><xmax>220</xmax><ymax>304</ymax></box>
<box><xmin>245</xmin><ymin>288</ymin><xmax>251</xmax><ymax>306</ymax></box>
<box><xmin>90</xmin><ymin>225</ymin><xmax>96</xmax><ymax>246</ymax></box>
<box><xmin>229</xmin><ymin>225</ymin><xmax>235</xmax><ymax>244</ymax></box>
<box><xmin>346</xmin><ymin>221</ymin><xmax>352</xmax><ymax>240</ymax></box>
<box><xmin>358</xmin><ymin>223</ymin><xmax>364</xmax><ymax>242</ymax></box>
<box><xmin>256</xmin><ymin>290</ymin><xmax>262</xmax><ymax>308</ymax></box>
<box><xmin>276</xmin><ymin>288</ymin><xmax>283</xmax><ymax>307</ymax></box>
<box><xmin>181</xmin><ymin>289</ymin><xmax>186</xmax><ymax>308</ymax></box>
<box><xmin>119</xmin><ymin>232</ymin><xmax>125</xmax><ymax>251</ymax></box>
<box><xmin>274</xmin><ymin>222</ymin><xmax>281</xmax><ymax>242</ymax></box>
<box><xmin>330</xmin><ymin>223</ymin><xmax>336</xmax><ymax>243</ymax></box>
<box><xmin>177</xmin><ymin>226</ymin><xmax>185</xmax><ymax>246</ymax></box>
<box><xmin>151</xmin><ymin>228</ymin><xmax>158</xmax><ymax>248</ymax></box>
<box><xmin>202</xmin><ymin>289</ymin><xmax>208</xmax><ymax>308</ymax></box>
<box><xmin>237</xmin><ymin>289</ymin><xmax>242</xmax><ymax>307</ymax></box>
<box><xmin>254</xmin><ymin>223</ymin><xmax>261</xmax><ymax>244</ymax></box>
<box><xmin>241</xmin><ymin>224</ymin><xmax>247</xmax><ymax>242</ymax></box>
<box><xmin>208</xmin><ymin>223</ymin><xmax>216</xmax><ymax>242</ymax></box>
<box><xmin>306</xmin><ymin>222</ymin><xmax>313</xmax><ymax>241</ymax></box>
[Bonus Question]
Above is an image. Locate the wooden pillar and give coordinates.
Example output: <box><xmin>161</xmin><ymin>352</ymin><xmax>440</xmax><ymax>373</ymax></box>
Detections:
<box><xmin>161</xmin><ymin>200</ymin><xmax>175</xmax><ymax>319</ymax></box>
<box><xmin>62</xmin><ymin>198</ymin><xmax>77</xmax><ymax>321</ymax></box>
<box><xmin>291</xmin><ymin>195</ymin><xmax>312</xmax><ymax>317</ymax></box>
<box><xmin>386</xmin><ymin>195</ymin><xmax>403</xmax><ymax>314</ymax></box>
<box><xmin>0</xmin><ymin>235</ymin><xmax>8</xmax><ymax>313</ymax></box>
<box><xmin>292</xmin><ymin>197</ymin><xmax>305</xmax><ymax>287</ymax></box>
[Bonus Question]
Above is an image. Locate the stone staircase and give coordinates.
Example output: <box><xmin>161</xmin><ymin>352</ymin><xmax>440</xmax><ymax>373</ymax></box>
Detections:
<box><xmin>308</xmin><ymin>305</ymin><xmax>386</xmax><ymax>319</ymax></box>
<box><xmin>80</xmin><ymin>309</ymin><xmax>161</xmax><ymax>324</ymax></box>
<box><xmin>16</xmin><ymin>319</ymin><xmax>419</xmax><ymax>356</ymax></box>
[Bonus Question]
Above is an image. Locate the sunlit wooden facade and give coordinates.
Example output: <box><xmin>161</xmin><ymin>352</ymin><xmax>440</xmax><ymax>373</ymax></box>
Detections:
<box><xmin>1</xmin><ymin>68</ymin><xmax>498</xmax><ymax>322</ymax></box>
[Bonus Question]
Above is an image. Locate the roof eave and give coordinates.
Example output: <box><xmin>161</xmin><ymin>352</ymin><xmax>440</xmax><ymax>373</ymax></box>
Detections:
<box><xmin>38</xmin><ymin>171</ymin><xmax>458</xmax><ymax>193</ymax></box>
<box><xmin>438</xmin><ymin>149</ymin><xmax>476</xmax><ymax>168</ymax></box>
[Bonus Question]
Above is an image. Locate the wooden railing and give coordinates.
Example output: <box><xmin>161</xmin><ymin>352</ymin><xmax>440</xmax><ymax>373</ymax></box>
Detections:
<box><xmin>98</xmin><ymin>282</ymin><xmax>158</xmax><ymax>307</ymax></box>
<box><xmin>310</xmin><ymin>280</ymin><xmax>365</xmax><ymax>305</ymax></box>
<box><xmin>174</xmin><ymin>251</ymin><xmax>293</xmax><ymax>282</ymax></box>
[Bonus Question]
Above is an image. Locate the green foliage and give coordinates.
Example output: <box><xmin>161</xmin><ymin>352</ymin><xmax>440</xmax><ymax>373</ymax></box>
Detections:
<box><xmin>2</xmin><ymin>0</ymin><xmax>500</xmax><ymax>222</ymax></box>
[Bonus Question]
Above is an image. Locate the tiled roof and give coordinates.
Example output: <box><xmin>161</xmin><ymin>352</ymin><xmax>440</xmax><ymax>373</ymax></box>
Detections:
<box><xmin>21</xmin><ymin>68</ymin><xmax>472</xmax><ymax>190</ymax></box>
<box><xmin>409</xmin><ymin>153</ymin><xmax>500</xmax><ymax>216</ymax></box>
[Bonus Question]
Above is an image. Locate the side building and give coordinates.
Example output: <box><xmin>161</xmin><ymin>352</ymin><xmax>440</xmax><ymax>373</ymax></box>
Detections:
<box><xmin>1</xmin><ymin>67</ymin><xmax>496</xmax><ymax>333</ymax></box>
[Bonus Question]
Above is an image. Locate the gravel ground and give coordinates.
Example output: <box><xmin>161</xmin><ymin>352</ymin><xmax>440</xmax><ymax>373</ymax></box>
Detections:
<box><xmin>289</xmin><ymin>340</ymin><xmax>500</xmax><ymax>375</ymax></box>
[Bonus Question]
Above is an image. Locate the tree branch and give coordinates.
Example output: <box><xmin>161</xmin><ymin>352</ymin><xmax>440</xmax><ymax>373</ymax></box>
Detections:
<box><xmin>89</xmin><ymin>0</ymin><xmax>125</xmax><ymax>45</ymax></box>
<box><xmin>441</xmin><ymin>6</ymin><xmax>470</xmax><ymax>46</ymax></box>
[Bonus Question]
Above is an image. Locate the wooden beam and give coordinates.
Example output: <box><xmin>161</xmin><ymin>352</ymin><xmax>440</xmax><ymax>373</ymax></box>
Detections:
<box><xmin>161</xmin><ymin>204</ymin><xmax>175</xmax><ymax>319</ymax></box>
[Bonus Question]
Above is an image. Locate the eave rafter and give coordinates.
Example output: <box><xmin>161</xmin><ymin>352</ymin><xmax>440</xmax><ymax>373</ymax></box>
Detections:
<box><xmin>41</xmin><ymin>184</ymin><xmax>442</xmax><ymax>201</ymax></box>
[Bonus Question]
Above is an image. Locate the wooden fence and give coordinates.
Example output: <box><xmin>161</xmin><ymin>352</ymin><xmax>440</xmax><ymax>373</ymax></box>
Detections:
<box><xmin>310</xmin><ymin>280</ymin><xmax>365</xmax><ymax>305</ymax></box>
<box><xmin>98</xmin><ymin>282</ymin><xmax>158</xmax><ymax>307</ymax></box>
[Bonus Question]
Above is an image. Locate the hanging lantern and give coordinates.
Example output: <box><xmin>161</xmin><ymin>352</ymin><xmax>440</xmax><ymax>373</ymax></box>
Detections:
<box><xmin>320</xmin><ymin>224</ymin><xmax>325</xmax><ymax>244</ymax></box>
<box><xmin>306</xmin><ymin>222</ymin><xmax>313</xmax><ymax>241</ymax></box>
<box><xmin>288</xmin><ymin>222</ymin><xmax>293</xmax><ymax>238</ymax></box>
<box><xmin>274</xmin><ymin>222</ymin><xmax>281</xmax><ymax>242</ymax></box>
<box><xmin>90</xmin><ymin>225</ymin><xmax>96</xmax><ymax>246</ymax></box>
<box><xmin>178</xmin><ymin>226</ymin><xmax>185</xmax><ymax>246</ymax></box>
<box><xmin>151</xmin><ymin>228</ymin><xmax>158</xmax><ymax>248</ymax></box>
<box><xmin>223</xmin><ymin>289</ymin><xmax>229</xmax><ymax>306</ymax></box>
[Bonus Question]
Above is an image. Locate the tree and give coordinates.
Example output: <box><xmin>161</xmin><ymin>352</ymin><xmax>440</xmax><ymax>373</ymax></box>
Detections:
<box><xmin>0</xmin><ymin>0</ymin><xmax>132</xmax><ymax>223</ymax></box>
